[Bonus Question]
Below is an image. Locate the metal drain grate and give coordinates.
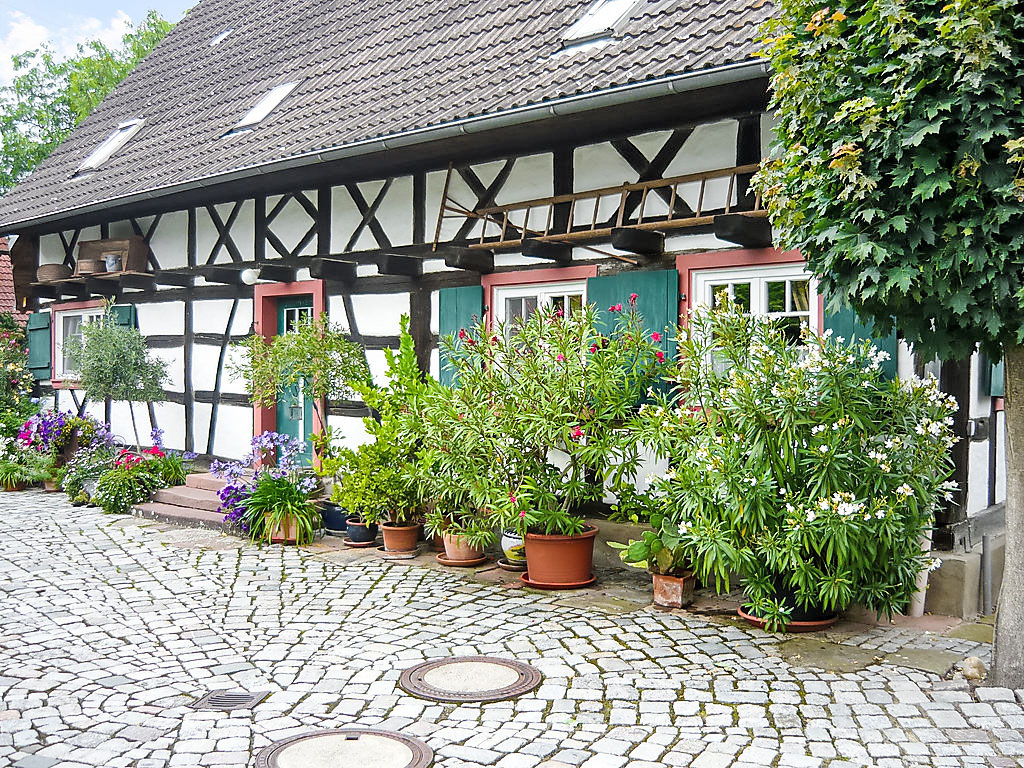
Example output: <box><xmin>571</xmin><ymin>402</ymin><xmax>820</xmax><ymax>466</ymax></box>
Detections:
<box><xmin>191</xmin><ymin>689</ymin><xmax>271</xmax><ymax>711</ymax></box>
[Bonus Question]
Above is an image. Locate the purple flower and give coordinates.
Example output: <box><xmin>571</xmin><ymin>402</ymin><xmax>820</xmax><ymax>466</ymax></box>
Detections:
<box><xmin>150</xmin><ymin>427</ymin><xmax>165</xmax><ymax>450</ymax></box>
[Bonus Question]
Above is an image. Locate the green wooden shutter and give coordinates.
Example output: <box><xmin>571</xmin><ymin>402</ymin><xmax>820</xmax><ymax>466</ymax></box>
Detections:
<box><xmin>26</xmin><ymin>311</ymin><xmax>52</xmax><ymax>381</ymax></box>
<box><xmin>981</xmin><ymin>356</ymin><xmax>1005</xmax><ymax>397</ymax></box>
<box><xmin>438</xmin><ymin>285</ymin><xmax>484</xmax><ymax>386</ymax></box>
<box><xmin>587</xmin><ymin>269</ymin><xmax>679</xmax><ymax>359</ymax></box>
<box><xmin>110</xmin><ymin>304</ymin><xmax>137</xmax><ymax>328</ymax></box>
<box><xmin>822</xmin><ymin>301</ymin><xmax>898</xmax><ymax>379</ymax></box>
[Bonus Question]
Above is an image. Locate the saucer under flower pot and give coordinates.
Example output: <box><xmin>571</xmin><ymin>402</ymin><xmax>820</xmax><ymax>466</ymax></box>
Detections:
<box><xmin>737</xmin><ymin>605</ymin><xmax>839</xmax><ymax>633</ymax></box>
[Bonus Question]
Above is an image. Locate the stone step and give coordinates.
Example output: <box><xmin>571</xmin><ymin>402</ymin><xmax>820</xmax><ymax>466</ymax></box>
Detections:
<box><xmin>152</xmin><ymin>485</ymin><xmax>221</xmax><ymax>512</ymax></box>
<box><xmin>133</xmin><ymin>501</ymin><xmax>229</xmax><ymax>531</ymax></box>
<box><xmin>184</xmin><ymin>473</ymin><xmax>226</xmax><ymax>492</ymax></box>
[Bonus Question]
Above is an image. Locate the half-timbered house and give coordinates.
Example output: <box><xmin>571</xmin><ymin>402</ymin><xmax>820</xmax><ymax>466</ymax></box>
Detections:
<box><xmin>0</xmin><ymin>0</ymin><xmax>1005</xmax><ymax>569</ymax></box>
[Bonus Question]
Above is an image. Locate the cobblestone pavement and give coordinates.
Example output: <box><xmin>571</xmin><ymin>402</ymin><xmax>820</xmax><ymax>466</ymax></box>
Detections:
<box><xmin>0</xmin><ymin>491</ymin><xmax>1016</xmax><ymax>768</ymax></box>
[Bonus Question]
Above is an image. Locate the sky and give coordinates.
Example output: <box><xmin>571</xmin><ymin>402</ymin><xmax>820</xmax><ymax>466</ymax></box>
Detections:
<box><xmin>0</xmin><ymin>1</ymin><xmax>192</xmax><ymax>85</ymax></box>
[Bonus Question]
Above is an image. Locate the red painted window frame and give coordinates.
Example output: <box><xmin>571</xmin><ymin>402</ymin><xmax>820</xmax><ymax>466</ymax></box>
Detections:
<box><xmin>675</xmin><ymin>248</ymin><xmax>823</xmax><ymax>330</ymax></box>
<box><xmin>49</xmin><ymin>298</ymin><xmax>106</xmax><ymax>389</ymax></box>
<box><xmin>252</xmin><ymin>280</ymin><xmax>327</xmax><ymax>452</ymax></box>
<box><xmin>481</xmin><ymin>265</ymin><xmax>599</xmax><ymax>327</ymax></box>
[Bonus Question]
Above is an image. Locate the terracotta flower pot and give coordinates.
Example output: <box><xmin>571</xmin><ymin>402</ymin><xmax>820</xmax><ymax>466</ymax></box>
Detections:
<box><xmin>382</xmin><ymin>522</ymin><xmax>419</xmax><ymax>553</ymax></box>
<box><xmin>442</xmin><ymin>532</ymin><xmax>484</xmax><ymax>561</ymax></box>
<box><xmin>1</xmin><ymin>482</ymin><xmax>27</xmax><ymax>492</ymax></box>
<box><xmin>737</xmin><ymin>606</ymin><xmax>839</xmax><ymax>633</ymax></box>
<box><xmin>652</xmin><ymin>571</ymin><xmax>696</xmax><ymax>608</ymax></box>
<box><xmin>266</xmin><ymin>513</ymin><xmax>298</xmax><ymax>545</ymax></box>
<box><xmin>524</xmin><ymin>524</ymin><xmax>598</xmax><ymax>587</ymax></box>
<box><xmin>43</xmin><ymin>479</ymin><xmax>60</xmax><ymax>493</ymax></box>
<box><xmin>430</xmin><ymin>532</ymin><xmax>445</xmax><ymax>552</ymax></box>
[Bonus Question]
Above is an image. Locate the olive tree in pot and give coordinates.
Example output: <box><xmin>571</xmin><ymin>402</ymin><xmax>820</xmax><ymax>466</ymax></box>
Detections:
<box><xmin>430</xmin><ymin>298</ymin><xmax>665</xmax><ymax>587</ymax></box>
<box><xmin>64</xmin><ymin>305</ymin><xmax>168</xmax><ymax>450</ymax></box>
<box><xmin>630</xmin><ymin>301</ymin><xmax>956</xmax><ymax>631</ymax></box>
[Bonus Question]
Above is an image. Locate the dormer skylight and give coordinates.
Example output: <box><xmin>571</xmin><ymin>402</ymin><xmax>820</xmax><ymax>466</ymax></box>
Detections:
<box><xmin>226</xmin><ymin>82</ymin><xmax>299</xmax><ymax>135</ymax></box>
<box><xmin>209</xmin><ymin>28</ymin><xmax>234</xmax><ymax>46</ymax></box>
<box><xmin>562</xmin><ymin>0</ymin><xmax>638</xmax><ymax>43</ymax></box>
<box><xmin>75</xmin><ymin>119</ymin><xmax>144</xmax><ymax>174</ymax></box>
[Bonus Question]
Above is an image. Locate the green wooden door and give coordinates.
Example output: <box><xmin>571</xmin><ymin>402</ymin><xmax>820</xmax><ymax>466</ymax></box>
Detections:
<box><xmin>276</xmin><ymin>297</ymin><xmax>314</xmax><ymax>464</ymax></box>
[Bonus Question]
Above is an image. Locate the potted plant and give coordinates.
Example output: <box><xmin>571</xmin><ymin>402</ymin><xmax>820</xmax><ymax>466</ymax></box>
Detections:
<box><xmin>331</xmin><ymin>442</ymin><xmax>417</xmax><ymax>551</ymax></box>
<box><xmin>629</xmin><ymin>300</ymin><xmax>957</xmax><ymax>631</ymax></box>
<box><xmin>92</xmin><ymin>449</ymin><xmax>167</xmax><ymax>515</ymax></box>
<box><xmin>211</xmin><ymin>431</ymin><xmax>321</xmax><ymax>544</ymax></box>
<box><xmin>0</xmin><ymin>448</ymin><xmax>49</xmax><ymax>490</ymax></box>
<box><xmin>427</xmin><ymin>297</ymin><xmax>665</xmax><ymax>587</ymax></box>
<box><xmin>610</xmin><ymin>514</ymin><xmax>696</xmax><ymax>608</ymax></box>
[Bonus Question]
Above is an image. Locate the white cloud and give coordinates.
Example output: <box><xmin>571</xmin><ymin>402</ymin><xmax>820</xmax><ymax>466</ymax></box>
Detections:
<box><xmin>0</xmin><ymin>9</ymin><xmax>133</xmax><ymax>86</ymax></box>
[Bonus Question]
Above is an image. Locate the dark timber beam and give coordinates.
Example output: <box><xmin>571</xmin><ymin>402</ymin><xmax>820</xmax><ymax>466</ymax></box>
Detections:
<box><xmin>85</xmin><ymin>278</ymin><xmax>118</xmax><ymax>298</ymax></box>
<box><xmin>441</xmin><ymin>246</ymin><xmax>494</xmax><ymax>274</ymax></box>
<box><xmin>203</xmin><ymin>267</ymin><xmax>242</xmax><ymax>286</ymax></box>
<box><xmin>611</xmin><ymin>228</ymin><xmax>664</xmax><ymax>258</ymax></box>
<box><xmin>119</xmin><ymin>274</ymin><xmax>156</xmax><ymax>291</ymax></box>
<box><xmin>377</xmin><ymin>253</ymin><xmax>422</xmax><ymax>277</ymax></box>
<box><xmin>154</xmin><ymin>271</ymin><xmax>194</xmax><ymax>287</ymax></box>
<box><xmin>32</xmin><ymin>285</ymin><xmax>60</xmax><ymax>300</ymax></box>
<box><xmin>308</xmin><ymin>258</ymin><xmax>357</xmax><ymax>283</ymax></box>
<box><xmin>258</xmin><ymin>264</ymin><xmax>296</xmax><ymax>283</ymax></box>
<box><xmin>713</xmin><ymin>214</ymin><xmax>773</xmax><ymax>249</ymax></box>
<box><xmin>522</xmin><ymin>239</ymin><xmax>571</xmax><ymax>264</ymax></box>
<box><xmin>59</xmin><ymin>284</ymin><xmax>88</xmax><ymax>300</ymax></box>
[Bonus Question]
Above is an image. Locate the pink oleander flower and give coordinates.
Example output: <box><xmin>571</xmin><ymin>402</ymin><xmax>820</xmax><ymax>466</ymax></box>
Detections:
<box><xmin>656</xmin><ymin>351</ymin><xmax>666</xmax><ymax>363</ymax></box>
<box><xmin>556</xmin><ymin>353</ymin><xmax>564</xmax><ymax>362</ymax></box>
<box><xmin>520</xmin><ymin>509</ymin><xmax>526</xmax><ymax>519</ymax></box>
<box><xmin>629</xmin><ymin>293</ymin><xmax>638</xmax><ymax>305</ymax></box>
<box><xmin>572</xmin><ymin>426</ymin><xmax>584</xmax><ymax>439</ymax></box>
<box><xmin>589</xmin><ymin>344</ymin><xmax>598</xmax><ymax>354</ymax></box>
<box><xmin>609</xmin><ymin>303</ymin><xmax>623</xmax><ymax>313</ymax></box>
<box><xmin>651</xmin><ymin>331</ymin><xmax>662</xmax><ymax>342</ymax></box>
<box><xmin>458</xmin><ymin>328</ymin><xmax>467</xmax><ymax>340</ymax></box>
<box><xmin>510</xmin><ymin>493</ymin><xmax>517</xmax><ymax>505</ymax></box>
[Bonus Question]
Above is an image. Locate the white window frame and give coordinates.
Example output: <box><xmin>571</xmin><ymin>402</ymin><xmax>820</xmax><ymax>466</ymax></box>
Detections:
<box><xmin>54</xmin><ymin>307</ymin><xmax>105</xmax><ymax>380</ymax></box>
<box><xmin>492</xmin><ymin>280</ymin><xmax>587</xmax><ymax>325</ymax></box>
<box><xmin>692</xmin><ymin>263</ymin><xmax>819</xmax><ymax>334</ymax></box>
<box><xmin>76</xmin><ymin>119</ymin><xmax>144</xmax><ymax>174</ymax></box>
<box><xmin>228</xmin><ymin>82</ymin><xmax>300</xmax><ymax>134</ymax></box>
<box><xmin>563</xmin><ymin>0</ymin><xmax>637</xmax><ymax>42</ymax></box>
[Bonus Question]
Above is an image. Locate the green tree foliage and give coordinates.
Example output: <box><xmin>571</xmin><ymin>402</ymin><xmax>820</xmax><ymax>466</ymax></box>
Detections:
<box><xmin>0</xmin><ymin>10</ymin><xmax>172</xmax><ymax>192</ymax></box>
<box><xmin>755</xmin><ymin>0</ymin><xmax>1024</xmax><ymax>359</ymax></box>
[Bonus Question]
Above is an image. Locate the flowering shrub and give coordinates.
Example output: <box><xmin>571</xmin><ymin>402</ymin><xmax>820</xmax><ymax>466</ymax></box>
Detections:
<box><xmin>0</xmin><ymin>317</ymin><xmax>35</xmax><ymax>438</ymax></box>
<box><xmin>211</xmin><ymin>431</ymin><xmax>320</xmax><ymax>542</ymax></box>
<box><xmin>422</xmin><ymin>297</ymin><xmax>666</xmax><ymax>537</ymax></box>
<box><xmin>93</xmin><ymin>460</ymin><xmax>165</xmax><ymax>515</ymax></box>
<box><xmin>18</xmin><ymin>410</ymin><xmax>113</xmax><ymax>459</ymax></box>
<box><xmin>629</xmin><ymin>300</ymin><xmax>956</xmax><ymax>629</ymax></box>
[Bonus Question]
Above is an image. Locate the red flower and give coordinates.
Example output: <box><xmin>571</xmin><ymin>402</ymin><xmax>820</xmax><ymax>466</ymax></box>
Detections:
<box><xmin>651</xmin><ymin>331</ymin><xmax>662</xmax><ymax>342</ymax></box>
<box><xmin>609</xmin><ymin>303</ymin><xmax>624</xmax><ymax>313</ymax></box>
<box><xmin>656</xmin><ymin>351</ymin><xmax>666</xmax><ymax>363</ymax></box>
<box><xmin>629</xmin><ymin>293</ymin><xmax>638</xmax><ymax>305</ymax></box>
<box><xmin>466</xmin><ymin>338</ymin><xmax>476</xmax><ymax>346</ymax></box>
<box><xmin>458</xmin><ymin>328</ymin><xmax>467</xmax><ymax>340</ymax></box>
<box><xmin>556</xmin><ymin>353</ymin><xmax>564</xmax><ymax>362</ymax></box>
<box><xmin>589</xmin><ymin>344</ymin><xmax>598</xmax><ymax>354</ymax></box>
<box><xmin>554</xmin><ymin>308</ymin><xmax>564</xmax><ymax>318</ymax></box>
<box><xmin>572</xmin><ymin>426</ymin><xmax>584</xmax><ymax>439</ymax></box>
<box><xmin>509</xmin><ymin>493</ymin><xmax>517</xmax><ymax>505</ymax></box>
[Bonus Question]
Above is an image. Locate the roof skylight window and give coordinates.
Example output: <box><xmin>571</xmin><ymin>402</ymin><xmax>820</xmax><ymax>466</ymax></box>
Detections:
<box><xmin>227</xmin><ymin>82</ymin><xmax>299</xmax><ymax>135</ymax></box>
<box><xmin>209</xmin><ymin>28</ymin><xmax>234</xmax><ymax>46</ymax></box>
<box><xmin>75</xmin><ymin>119</ymin><xmax>144</xmax><ymax>174</ymax></box>
<box><xmin>563</xmin><ymin>0</ymin><xmax>638</xmax><ymax>42</ymax></box>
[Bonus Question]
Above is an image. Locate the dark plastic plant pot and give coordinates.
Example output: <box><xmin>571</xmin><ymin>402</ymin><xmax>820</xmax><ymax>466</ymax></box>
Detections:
<box><xmin>320</xmin><ymin>503</ymin><xmax>348</xmax><ymax>535</ymax></box>
<box><xmin>347</xmin><ymin>516</ymin><xmax>379</xmax><ymax>543</ymax></box>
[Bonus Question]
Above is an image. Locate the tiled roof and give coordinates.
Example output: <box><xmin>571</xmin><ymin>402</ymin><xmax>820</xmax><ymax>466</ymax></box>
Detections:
<box><xmin>0</xmin><ymin>237</ymin><xmax>26</xmax><ymax>322</ymax></box>
<box><xmin>0</xmin><ymin>0</ymin><xmax>773</xmax><ymax>231</ymax></box>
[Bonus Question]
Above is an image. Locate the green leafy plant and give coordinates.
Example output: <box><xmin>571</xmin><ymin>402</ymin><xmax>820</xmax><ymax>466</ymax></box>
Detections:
<box><xmin>609</xmin><ymin>513</ymin><xmax>689</xmax><ymax>576</ymax></box>
<box><xmin>93</xmin><ymin>461</ymin><xmax>165</xmax><ymax>516</ymax></box>
<box><xmin>57</xmin><ymin>446</ymin><xmax>117</xmax><ymax>499</ymax></box>
<box><xmin>243</xmin><ymin>473</ymin><xmax>320</xmax><ymax>545</ymax></box>
<box><xmin>331</xmin><ymin>442</ymin><xmax>417</xmax><ymax>526</ymax></box>
<box><xmin>65</xmin><ymin>305</ymin><xmax>168</xmax><ymax>449</ymax></box>
<box><xmin>630</xmin><ymin>301</ymin><xmax>956</xmax><ymax>629</ymax></box>
<box><xmin>0</xmin><ymin>448</ymin><xmax>49</xmax><ymax>489</ymax></box>
<box><xmin>230</xmin><ymin>312</ymin><xmax>370</xmax><ymax>459</ymax></box>
<box><xmin>423</xmin><ymin>299</ymin><xmax>665</xmax><ymax>537</ymax></box>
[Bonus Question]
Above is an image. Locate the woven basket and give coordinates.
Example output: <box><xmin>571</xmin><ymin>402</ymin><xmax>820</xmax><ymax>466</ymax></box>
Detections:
<box><xmin>36</xmin><ymin>263</ymin><xmax>72</xmax><ymax>282</ymax></box>
<box><xmin>76</xmin><ymin>258</ymin><xmax>105</xmax><ymax>275</ymax></box>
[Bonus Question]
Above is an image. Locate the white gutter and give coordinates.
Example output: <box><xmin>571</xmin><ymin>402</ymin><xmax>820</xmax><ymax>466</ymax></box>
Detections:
<box><xmin>2</xmin><ymin>60</ymin><xmax>768</xmax><ymax>232</ymax></box>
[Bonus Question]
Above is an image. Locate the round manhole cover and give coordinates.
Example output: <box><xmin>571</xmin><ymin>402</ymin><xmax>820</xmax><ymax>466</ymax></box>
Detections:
<box><xmin>398</xmin><ymin>656</ymin><xmax>542</xmax><ymax>702</ymax></box>
<box><xmin>255</xmin><ymin>729</ymin><xmax>432</xmax><ymax>768</ymax></box>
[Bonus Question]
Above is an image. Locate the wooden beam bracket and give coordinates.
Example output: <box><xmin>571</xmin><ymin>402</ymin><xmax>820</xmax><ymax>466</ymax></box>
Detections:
<box><xmin>258</xmin><ymin>264</ymin><xmax>296</xmax><ymax>283</ymax></box>
<box><xmin>119</xmin><ymin>274</ymin><xmax>156</xmax><ymax>291</ymax></box>
<box><xmin>154</xmin><ymin>271</ymin><xmax>195</xmax><ymax>287</ymax></box>
<box><xmin>377</xmin><ymin>253</ymin><xmax>422</xmax><ymax>277</ymax></box>
<box><xmin>85</xmin><ymin>278</ymin><xmax>119</xmax><ymax>298</ymax></box>
<box><xmin>522</xmin><ymin>239</ymin><xmax>571</xmax><ymax>264</ymax></box>
<box><xmin>202</xmin><ymin>267</ymin><xmax>242</xmax><ymax>286</ymax></box>
<box><xmin>440</xmin><ymin>246</ymin><xmax>494</xmax><ymax>274</ymax></box>
<box><xmin>713</xmin><ymin>213</ymin><xmax>773</xmax><ymax>249</ymax></box>
<box><xmin>308</xmin><ymin>258</ymin><xmax>357</xmax><ymax>283</ymax></box>
<box><xmin>611</xmin><ymin>228</ymin><xmax>665</xmax><ymax>258</ymax></box>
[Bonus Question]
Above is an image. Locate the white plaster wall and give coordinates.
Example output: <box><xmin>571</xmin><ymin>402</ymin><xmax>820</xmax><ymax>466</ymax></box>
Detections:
<box><xmin>193</xmin><ymin>298</ymin><xmax>253</xmax><ymax>336</ymax></box>
<box><xmin>38</xmin><ymin>234</ymin><xmax>66</xmax><ymax>266</ymax></box>
<box><xmin>150</xmin><ymin>348</ymin><xmax>184</xmax><ymax>394</ymax></box>
<box><xmin>265</xmin><ymin>192</ymin><xmax>317</xmax><ymax>257</ymax></box>
<box><xmin>211</xmin><ymin>405</ymin><xmax>253</xmax><ymax>459</ymax></box>
<box><xmin>147</xmin><ymin>210</ymin><xmax>189</xmax><ymax>269</ymax></box>
<box><xmin>326</xmin><ymin>295</ymin><xmax>353</xmax><ymax>333</ymax></box>
<box><xmin>192</xmin><ymin>401</ymin><xmax>212</xmax><ymax>455</ymax></box>
<box><xmin>375</xmin><ymin>175</ymin><xmax>413</xmax><ymax>246</ymax></box>
<box><xmin>196</xmin><ymin>344</ymin><xmax>245</xmax><ymax>395</ymax></box>
<box><xmin>196</xmin><ymin>201</ymin><xmax>255</xmax><ymax>264</ymax></box>
<box><xmin>325</xmin><ymin>415</ymin><xmax>371</xmax><ymax>451</ymax></box>
<box><xmin>427</xmin><ymin>169</ymin><xmax>477</xmax><ymax>243</ymax></box>
<box><xmin>349</xmin><ymin>293</ymin><xmax>409</xmax><ymax>336</ymax></box>
<box><xmin>137</xmin><ymin>301</ymin><xmax>185</xmax><ymax>336</ymax></box>
<box><xmin>365</xmin><ymin>350</ymin><xmax>390</xmax><ymax>387</ymax></box>
<box><xmin>151</xmin><ymin>402</ymin><xmax>186</xmax><ymax>451</ymax></box>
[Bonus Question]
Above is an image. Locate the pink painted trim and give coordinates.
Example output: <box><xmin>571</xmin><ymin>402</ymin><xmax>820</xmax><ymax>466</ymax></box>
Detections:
<box><xmin>252</xmin><ymin>280</ymin><xmax>326</xmax><ymax>456</ymax></box>
<box><xmin>675</xmin><ymin>247</ymin><xmax>824</xmax><ymax>330</ymax></box>
<box><xmin>50</xmin><ymin>299</ymin><xmax>106</xmax><ymax>387</ymax></box>
<box><xmin>481</xmin><ymin>265</ymin><xmax>599</xmax><ymax>327</ymax></box>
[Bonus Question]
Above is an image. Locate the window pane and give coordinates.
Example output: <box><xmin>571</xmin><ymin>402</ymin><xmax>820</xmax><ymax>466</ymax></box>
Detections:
<box><xmin>551</xmin><ymin>295</ymin><xmax>565</xmax><ymax>314</ymax></box>
<box><xmin>569</xmin><ymin>293</ymin><xmax>583</xmax><ymax>316</ymax></box>
<box><xmin>767</xmin><ymin>281</ymin><xmax>786</xmax><ymax>312</ymax></box>
<box><xmin>732</xmin><ymin>282</ymin><xmax>751</xmax><ymax>312</ymax></box>
<box><xmin>791</xmin><ymin>280</ymin><xmax>809</xmax><ymax>312</ymax></box>
<box><xmin>777</xmin><ymin>316</ymin><xmax>805</xmax><ymax>344</ymax></box>
<box><xmin>710</xmin><ymin>284</ymin><xmax>728</xmax><ymax>308</ymax></box>
<box><xmin>505</xmin><ymin>297</ymin><xmax>523</xmax><ymax>323</ymax></box>
<box><xmin>523</xmin><ymin>296</ymin><xmax>538</xmax><ymax>320</ymax></box>
<box><xmin>62</xmin><ymin>316</ymin><xmax>82</xmax><ymax>373</ymax></box>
